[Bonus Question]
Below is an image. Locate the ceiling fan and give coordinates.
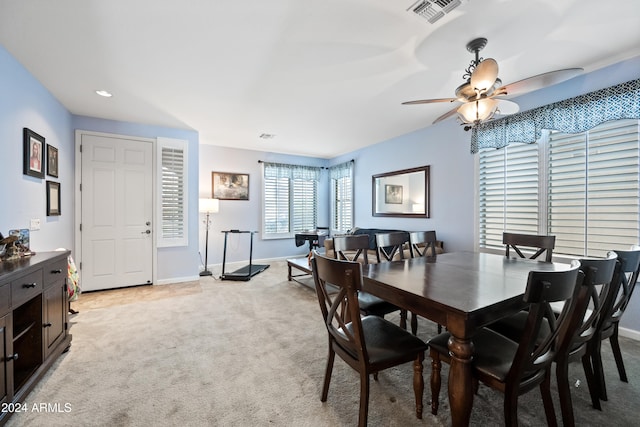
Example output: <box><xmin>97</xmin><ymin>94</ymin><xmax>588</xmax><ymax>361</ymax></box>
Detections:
<box><xmin>402</xmin><ymin>37</ymin><xmax>583</xmax><ymax>130</ymax></box>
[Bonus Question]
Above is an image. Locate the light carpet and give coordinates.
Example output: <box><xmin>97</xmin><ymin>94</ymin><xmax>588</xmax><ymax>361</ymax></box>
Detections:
<box><xmin>6</xmin><ymin>260</ymin><xmax>640</xmax><ymax>426</ymax></box>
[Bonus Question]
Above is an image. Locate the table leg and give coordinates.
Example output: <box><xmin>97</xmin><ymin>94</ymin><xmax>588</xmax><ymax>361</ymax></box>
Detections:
<box><xmin>448</xmin><ymin>335</ymin><xmax>474</xmax><ymax>427</ymax></box>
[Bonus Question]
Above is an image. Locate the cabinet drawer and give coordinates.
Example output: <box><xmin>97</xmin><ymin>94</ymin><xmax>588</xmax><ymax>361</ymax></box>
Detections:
<box><xmin>43</xmin><ymin>259</ymin><xmax>67</xmax><ymax>288</ymax></box>
<box><xmin>0</xmin><ymin>283</ymin><xmax>9</xmax><ymax>315</ymax></box>
<box><xmin>11</xmin><ymin>270</ymin><xmax>43</xmax><ymax>307</ymax></box>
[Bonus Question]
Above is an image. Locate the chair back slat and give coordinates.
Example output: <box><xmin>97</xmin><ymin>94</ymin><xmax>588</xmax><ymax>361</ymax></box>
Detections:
<box><xmin>600</xmin><ymin>247</ymin><xmax>640</xmax><ymax>331</ymax></box>
<box><xmin>558</xmin><ymin>253</ymin><xmax>618</xmax><ymax>354</ymax></box>
<box><xmin>503</xmin><ymin>232</ymin><xmax>556</xmax><ymax>262</ymax></box>
<box><xmin>332</xmin><ymin>235</ymin><xmax>370</xmax><ymax>264</ymax></box>
<box><xmin>509</xmin><ymin>261</ymin><xmax>581</xmax><ymax>383</ymax></box>
<box><xmin>375</xmin><ymin>232</ymin><xmax>410</xmax><ymax>262</ymax></box>
<box><xmin>409</xmin><ymin>231</ymin><xmax>438</xmax><ymax>258</ymax></box>
<box><xmin>311</xmin><ymin>254</ymin><xmax>368</xmax><ymax>362</ymax></box>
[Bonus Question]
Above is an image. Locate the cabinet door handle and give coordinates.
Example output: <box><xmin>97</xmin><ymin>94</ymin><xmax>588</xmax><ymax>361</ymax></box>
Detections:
<box><xmin>51</xmin><ymin>269</ymin><xmax>63</xmax><ymax>274</ymax></box>
<box><xmin>6</xmin><ymin>353</ymin><xmax>18</xmax><ymax>361</ymax></box>
<box><xmin>22</xmin><ymin>283</ymin><xmax>37</xmax><ymax>288</ymax></box>
<box><xmin>43</xmin><ymin>322</ymin><xmax>52</xmax><ymax>328</ymax></box>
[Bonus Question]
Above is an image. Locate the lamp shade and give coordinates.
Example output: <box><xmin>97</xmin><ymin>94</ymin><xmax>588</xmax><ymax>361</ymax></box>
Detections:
<box><xmin>457</xmin><ymin>98</ymin><xmax>499</xmax><ymax>124</ymax></box>
<box><xmin>199</xmin><ymin>198</ymin><xmax>219</xmax><ymax>213</ymax></box>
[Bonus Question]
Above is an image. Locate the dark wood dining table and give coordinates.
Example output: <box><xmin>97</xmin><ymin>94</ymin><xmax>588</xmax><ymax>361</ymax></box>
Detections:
<box><xmin>361</xmin><ymin>251</ymin><xmax>571</xmax><ymax>427</ymax></box>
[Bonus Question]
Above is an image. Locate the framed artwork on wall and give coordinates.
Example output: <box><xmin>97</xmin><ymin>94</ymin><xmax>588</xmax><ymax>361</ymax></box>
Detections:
<box><xmin>47</xmin><ymin>144</ymin><xmax>59</xmax><ymax>178</ymax></box>
<box><xmin>46</xmin><ymin>181</ymin><xmax>61</xmax><ymax>216</ymax></box>
<box><xmin>23</xmin><ymin>128</ymin><xmax>45</xmax><ymax>178</ymax></box>
<box><xmin>212</xmin><ymin>171</ymin><xmax>249</xmax><ymax>200</ymax></box>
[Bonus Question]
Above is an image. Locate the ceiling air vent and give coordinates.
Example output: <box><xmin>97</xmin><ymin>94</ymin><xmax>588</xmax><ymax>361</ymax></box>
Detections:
<box><xmin>408</xmin><ymin>0</ymin><xmax>462</xmax><ymax>24</ymax></box>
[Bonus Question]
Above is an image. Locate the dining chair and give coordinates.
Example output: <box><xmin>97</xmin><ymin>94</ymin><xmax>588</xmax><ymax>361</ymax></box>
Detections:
<box><xmin>503</xmin><ymin>232</ymin><xmax>556</xmax><ymax>262</ymax></box>
<box><xmin>427</xmin><ymin>261</ymin><xmax>582</xmax><ymax>425</ymax></box>
<box><xmin>486</xmin><ymin>253</ymin><xmax>618</xmax><ymax>422</ymax></box>
<box><xmin>408</xmin><ymin>231</ymin><xmax>440</xmax><ymax>334</ymax></box>
<box><xmin>409</xmin><ymin>230</ymin><xmax>438</xmax><ymax>258</ymax></box>
<box><xmin>590</xmin><ymin>246</ymin><xmax>640</xmax><ymax>406</ymax></box>
<box><xmin>375</xmin><ymin>232</ymin><xmax>413</xmax><ymax>333</ymax></box>
<box><xmin>310</xmin><ymin>253</ymin><xmax>428</xmax><ymax>427</ymax></box>
<box><xmin>333</xmin><ymin>235</ymin><xmax>408</xmax><ymax>331</ymax></box>
<box><xmin>375</xmin><ymin>231</ymin><xmax>411</xmax><ymax>263</ymax></box>
<box><xmin>554</xmin><ymin>253</ymin><xmax>618</xmax><ymax>425</ymax></box>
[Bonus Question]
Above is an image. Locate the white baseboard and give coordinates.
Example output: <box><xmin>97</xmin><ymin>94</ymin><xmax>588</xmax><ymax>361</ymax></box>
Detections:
<box><xmin>619</xmin><ymin>326</ymin><xmax>640</xmax><ymax>341</ymax></box>
<box><xmin>155</xmin><ymin>275</ymin><xmax>200</xmax><ymax>285</ymax></box>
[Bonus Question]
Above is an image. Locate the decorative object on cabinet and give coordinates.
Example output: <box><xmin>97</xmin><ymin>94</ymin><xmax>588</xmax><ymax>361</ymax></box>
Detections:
<box><xmin>372</xmin><ymin>166</ymin><xmax>430</xmax><ymax>218</ymax></box>
<box><xmin>46</xmin><ymin>181</ymin><xmax>61</xmax><ymax>216</ymax></box>
<box><xmin>8</xmin><ymin>229</ymin><xmax>29</xmax><ymax>250</ymax></box>
<box><xmin>0</xmin><ymin>251</ymin><xmax>72</xmax><ymax>425</ymax></box>
<box><xmin>46</xmin><ymin>144</ymin><xmax>58</xmax><ymax>178</ymax></box>
<box><xmin>23</xmin><ymin>128</ymin><xmax>45</xmax><ymax>179</ymax></box>
<box><xmin>212</xmin><ymin>171</ymin><xmax>249</xmax><ymax>200</ymax></box>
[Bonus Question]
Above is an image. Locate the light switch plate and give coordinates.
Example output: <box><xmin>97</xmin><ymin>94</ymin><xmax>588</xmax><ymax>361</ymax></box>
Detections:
<box><xmin>30</xmin><ymin>218</ymin><xmax>41</xmax><ymax>230</ymax></box>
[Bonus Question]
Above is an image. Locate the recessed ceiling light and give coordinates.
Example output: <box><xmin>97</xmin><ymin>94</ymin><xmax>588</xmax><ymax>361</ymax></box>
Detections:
<box><xmin>95</xmin><ymin>90</ymin><xmax>113</xmax><ymax>97</ymax></box>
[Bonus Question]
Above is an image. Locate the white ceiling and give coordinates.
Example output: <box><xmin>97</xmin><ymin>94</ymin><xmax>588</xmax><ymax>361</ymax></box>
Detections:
<box><xmin>1</xmin><ymin>0</ymin><xmax>639</xmax><ymax>158</ymax></box>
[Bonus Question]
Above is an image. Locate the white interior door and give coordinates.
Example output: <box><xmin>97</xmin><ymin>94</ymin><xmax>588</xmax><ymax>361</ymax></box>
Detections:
<box><xmin>80</xmin><ymin>133</ymin><xmax>153</xmax><ymax>291</ymax></box>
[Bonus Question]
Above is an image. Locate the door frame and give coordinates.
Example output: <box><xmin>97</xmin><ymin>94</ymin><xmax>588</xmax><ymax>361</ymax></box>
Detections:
<box><xmin>74</xmin><ymin>130</ymin><xmax>157</xmax><ymax>287</ymax></box>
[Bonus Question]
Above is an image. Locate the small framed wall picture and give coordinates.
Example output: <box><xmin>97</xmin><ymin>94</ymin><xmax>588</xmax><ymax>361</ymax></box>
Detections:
<box><xmin>212</xmin><ymin>171</ymin><xmax>249</xmax><ymax>200</ymax></box>
<box><xmin>46</xmin><ymin>181</ymin><xmax>61</xmax><ymax>216</ymax></box>
<box><xmin>23</xmin><ymin>128</ymin><xmax>45</xmax><ymax>178</ymax></box>
<box><xmin>47</xmin><ymin>144</ymin><xmax>59</xmax><ymax>178</ymax></box>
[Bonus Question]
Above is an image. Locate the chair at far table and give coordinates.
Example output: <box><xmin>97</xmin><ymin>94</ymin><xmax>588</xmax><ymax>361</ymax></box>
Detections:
<box><xmin>333</xmin><ymin>235</ymin><xmax>408</xmax><ymax>333</ymax></box>
<box><xmin>408</xmin><ymin>231</ymin><xmax>440</xmax><ymax>333</ymax></box>
<box><xmin>428</xmin><ymin>261</ymin><xmax>582</xmax><ymax>425</ymax></box>
<box><xmin>311</xmin><ymin>253</ymin><xmax>428</xmax><ymax>427</ymax></box>
<box><xmin>409</xmin><ymin>230</ymin><xmax>439</xmax><ymax>258</ymax></box>
<box><xmin>590</xmin><ymin>245</ymin><xmax>640</xmax><ymax>407</ymax></box>
<box><xmin>503</xmin><ymin>232</ymin><xmax>556</xmax><ymax>262</ymax></box>
<box><xmin>375</xmin><ymin>232</ymin><xmax>413</xmax><ymax>332</ymax></box>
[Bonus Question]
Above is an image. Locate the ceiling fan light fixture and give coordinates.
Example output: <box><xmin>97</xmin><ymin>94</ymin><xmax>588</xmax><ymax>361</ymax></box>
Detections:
<box><xmin>457</xmin><ymin>98</ymin><xmax>499</xmax><ymax>124</ymax></box>
<box><xmin>470</xmin><ymin>58</ymin><xmax>499</xmax><ymax>95</ymax></box>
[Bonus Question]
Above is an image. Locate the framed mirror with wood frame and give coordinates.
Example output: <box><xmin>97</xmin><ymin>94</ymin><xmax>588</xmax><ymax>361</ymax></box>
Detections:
<box><xmin>372</xmin><ymin>165</ymin><xmax>430</xmax><ymax>218</ymax></box>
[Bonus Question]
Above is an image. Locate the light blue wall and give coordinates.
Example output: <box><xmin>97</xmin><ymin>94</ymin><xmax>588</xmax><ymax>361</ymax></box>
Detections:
<box><xmin>71</xmin><ymin>116</ymin><xmax>200</xmax><ymax>283</ymax></box>
<box><xmin>198</xmin><ymin>145</ymin><xmax>329</xmax><ymax>265</ymax></box>
<box><xmin>0</xmin><ymin>44</ymin><xmax>74</xmax><ymax>253</ymax></box>
<box><xmin>0</xmin><ymin>44</ymin><xmax>201</xmax><ymax>284</ymax></box>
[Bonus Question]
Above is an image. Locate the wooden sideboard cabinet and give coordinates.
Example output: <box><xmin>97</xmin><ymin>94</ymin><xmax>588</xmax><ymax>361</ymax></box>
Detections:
<box><xmin>0</xmin><ymin>251</ymin><xmax>72</xmax><ymax>425</ymax></box>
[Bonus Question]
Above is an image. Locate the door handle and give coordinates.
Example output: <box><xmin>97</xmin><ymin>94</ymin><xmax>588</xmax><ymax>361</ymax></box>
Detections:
<box><xmin>141</xmin><ymin>230</ymin><xmax>151</xmax><ymax>234</ymax></box>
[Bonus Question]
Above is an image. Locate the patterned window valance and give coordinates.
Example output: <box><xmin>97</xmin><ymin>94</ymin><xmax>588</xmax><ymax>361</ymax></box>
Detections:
<box><xmin>263</xmin><ymin>161</ymin><xmax>321</xmax><ymax>181</ymax></box>
<box><xmin>471</xmin><ymin>78</ymin><xmax>640</xmax><ymax>153</ymax></box>
<box><xmin>328</xmin><ymin>160</ymin><xmax>354</xmax><ymax>180</ymax></box>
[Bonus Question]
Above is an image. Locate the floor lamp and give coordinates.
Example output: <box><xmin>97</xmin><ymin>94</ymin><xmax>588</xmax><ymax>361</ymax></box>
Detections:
<box><xmin>199</xmin><ymin>198</ymin><xmax>219</xmax><ymax>276</ymax></box>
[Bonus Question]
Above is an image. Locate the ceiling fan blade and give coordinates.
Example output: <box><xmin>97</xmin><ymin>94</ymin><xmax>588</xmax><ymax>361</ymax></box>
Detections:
<box><xmin>402</xmin><ymin>98</ymin><xmax>458</xmax><ymax>105</ymax></box>
<box><xmin>496</xmin><ymin>68</ymin><xmax>583</xmax><ymax>97</ymax></box>
<box><xmin>471</xmin><ymin>58</ymin><xmax>499</xmax><ymax>94</ymax></box>
<box><xmin>432</xmin><ymin>107</ymin><xmax>459</xmax><ymax>124</ymax></box>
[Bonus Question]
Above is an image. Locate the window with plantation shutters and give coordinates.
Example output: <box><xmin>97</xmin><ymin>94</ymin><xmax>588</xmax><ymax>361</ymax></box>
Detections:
<box><xmin>329</xmin><ymin>161</ymin><xmax>354</xmax><ymax>234</ymax></box>
<box><xmin>478</xmin><ymin>143</ymin><xmax>540</xmax><ymax>252</ymax></box>
<box><xmin>548</xmin><ymin>119</ymin><xmax>640</xmax><ymax>257</ymax></box>
<box><xmin>478</xmin><ymin>119</ymin><xmax>640</xmax><ymax>258</ymax></box>
<box><xmin>157</xmin><ymin>138</ymin><xmax>188</xmax><ymax>247</ymax></box>
<box><xmin>262</xmin><ymin>162</ymin><xmax>320</xmax><ymax>238</ymax></box>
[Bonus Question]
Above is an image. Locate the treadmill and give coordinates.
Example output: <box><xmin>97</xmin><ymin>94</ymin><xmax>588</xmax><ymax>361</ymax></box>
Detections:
<box><xmin>220</xmin><ymin>230</ymin><xmax>269</xmax><ymax>281</ymax></box>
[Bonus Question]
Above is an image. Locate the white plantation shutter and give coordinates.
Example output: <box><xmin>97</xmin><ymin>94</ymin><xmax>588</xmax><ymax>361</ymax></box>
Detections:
<box><xmin>263</xmin><ymin>176</ymin><xmax>290</xmax><ymax>235</ymax></box>
<box><xmin>548</xmin><ymin>119</ymin><xmax>640</xmax><ymax>257</ymax></box>
<box><xmin>478</xmin><ymin>119</ymin><xmax>640</xmax><ymax>258</ymax></box>
<box><xmin>157</xmin><ymin>138</ymin><xmax>188</xmax><ymax>247</ymax></box>
<box><xmin>479</xmin><ymin>143</ymin><xmax>540</xmax><ymax>251</ymax></box>
<box><xmin>262</xmin><ymin>162</ymin><xmax>320</xmax><ymax>238</ymax></box>
<box><xmin>330</xmin><ymin>161</ymin><xmax>354</xmax><ymax>234</ymax></box>
<box><xmin>293</xmin><ymin>179</ymin><xmax>317</xmax><ymax>232</ymax></box>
